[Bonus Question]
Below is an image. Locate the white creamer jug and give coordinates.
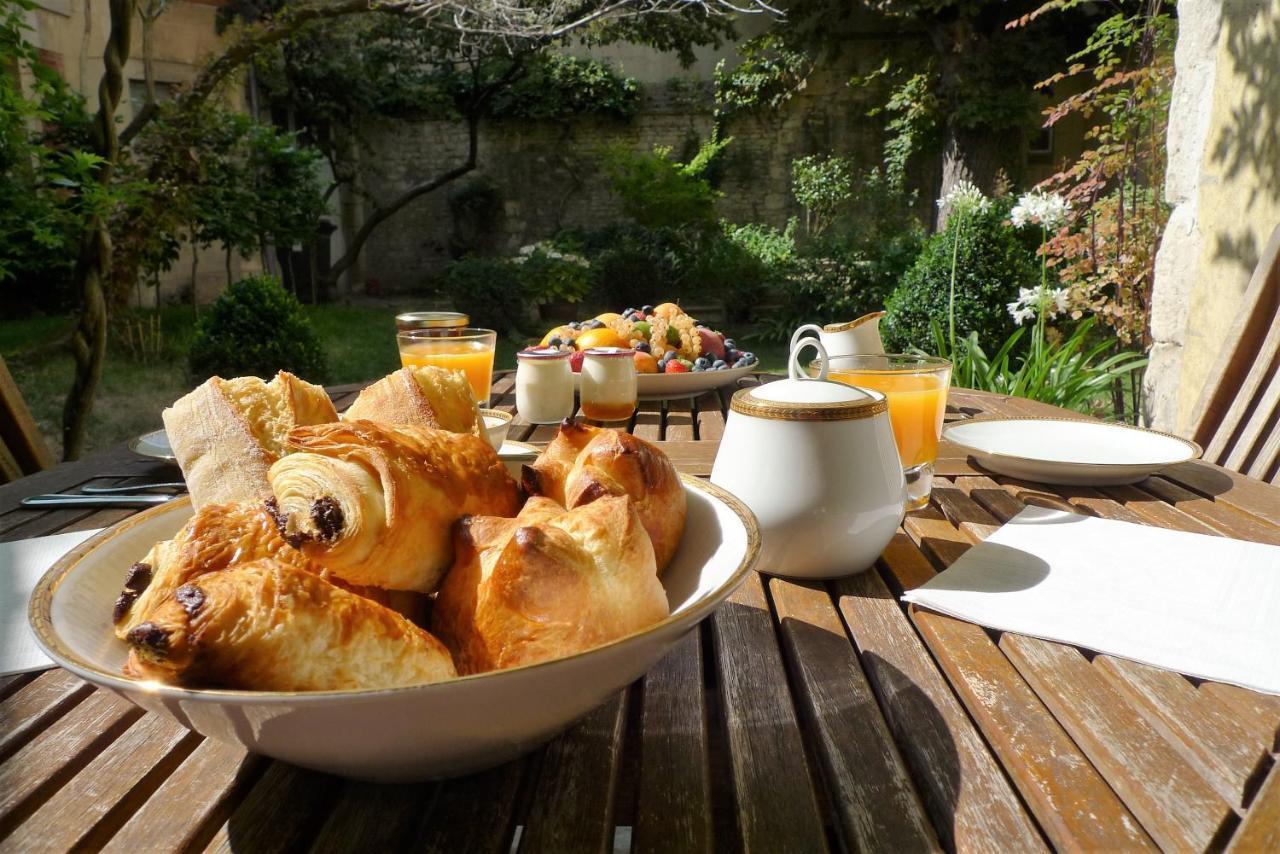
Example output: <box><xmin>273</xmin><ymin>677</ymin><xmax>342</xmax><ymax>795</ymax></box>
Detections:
<box><xmin>790</xmin><ymin>311</ymin><xmax>885</xmax><ymax>358</ymax></box>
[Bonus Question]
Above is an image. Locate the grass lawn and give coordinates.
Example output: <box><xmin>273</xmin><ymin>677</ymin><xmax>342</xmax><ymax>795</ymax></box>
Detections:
<box><xmin>3</xmin><ymin>306</ymin><xmax>788</xmax><ymax>460</ymax></box>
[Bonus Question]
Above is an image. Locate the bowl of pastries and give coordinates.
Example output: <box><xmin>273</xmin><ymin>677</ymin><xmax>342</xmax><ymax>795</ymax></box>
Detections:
<box><xmin>29</xmin><ymin>365</ymin><xmax>759</xmax><ymax>781</ymax></box>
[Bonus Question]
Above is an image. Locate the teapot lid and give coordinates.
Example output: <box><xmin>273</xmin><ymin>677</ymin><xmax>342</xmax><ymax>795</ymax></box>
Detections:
<box><xmin>730</xmin><ymin>336</ymin><xmax>886</xmax><ymax>422</ymax></box>
<box><xmin>731</xmin><ymin>380</ymin><xmax>886</xmax><ymax>422</ymax></box>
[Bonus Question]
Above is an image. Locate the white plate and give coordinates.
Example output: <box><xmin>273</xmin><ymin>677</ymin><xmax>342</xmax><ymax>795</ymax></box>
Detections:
<box><xmin>942</xmin><ymin>417</ymin><xmax>1202</xmax><ymax>486</ymax></box>
<box><xmin>28</xmin><ymin>476</ymin><xmax>759</xmax><ymax>782</ymax></box>
<box><xmin>574</xmin><ymin>360</ymin><xmax>758</xmax><ymax>401</ymax></box>
<box><xmin>128</xmin><ymin>429</ymin><xmax>174</xmax><ymax>461</ymax></box>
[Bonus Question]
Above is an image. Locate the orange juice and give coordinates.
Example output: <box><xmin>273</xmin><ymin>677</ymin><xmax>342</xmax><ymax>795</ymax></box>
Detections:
<box><xmin>826</xmin><ymin>370</ymin><xmax>949</xmax><ymax>468</ymax></box>
<box><xmin>399</xmin><ymin>338</ymin><xmax>495</xmax><ymax>404</ymax></box>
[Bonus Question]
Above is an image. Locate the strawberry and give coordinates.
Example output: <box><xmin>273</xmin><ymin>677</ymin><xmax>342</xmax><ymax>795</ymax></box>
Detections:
<box><xmin>569</xmin><ymin>350</ymin><xmax>586</xmax><ymax>373</ymax></box>
<box><xmin>664</xmin><ymin>360</ymin><xmax>689</xmax><ymax>373</ymax></box>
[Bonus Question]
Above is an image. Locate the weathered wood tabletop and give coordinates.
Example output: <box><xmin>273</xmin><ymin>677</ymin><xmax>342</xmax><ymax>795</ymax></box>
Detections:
<box><xmin>2</xmin><ymin>372</ymin><xmax>1278</xmax><ymax>853</ymax></box>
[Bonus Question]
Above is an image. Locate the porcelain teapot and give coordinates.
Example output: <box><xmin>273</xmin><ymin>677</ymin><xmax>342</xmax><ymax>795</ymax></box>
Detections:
<box><xmin>790</xmin><ymin>311</ymin><xmax>885</xmax><ymax>358</ymax></box>
<box><xmin>710</xmin><ymin>336</ymin><xmax>905</xmax><ymax>579</ymax></box>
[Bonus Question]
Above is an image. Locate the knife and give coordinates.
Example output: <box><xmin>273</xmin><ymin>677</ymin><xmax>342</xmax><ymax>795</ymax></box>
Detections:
<box><xmin>80</xmin><ymin>482</ymin><xmax>187</xmax><ymax>494</ymax></box>
<box><xmin>21</xmin><ymin>493</ymin><xmax>178</xmax><ymax>508</ymax></box>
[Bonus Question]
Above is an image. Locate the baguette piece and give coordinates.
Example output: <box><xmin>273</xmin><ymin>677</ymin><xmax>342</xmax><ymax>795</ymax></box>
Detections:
<box><xmin>343</xmin><ymin>365</ymin><xmax>480</xmax><ymax>435</ymax></box>
<box><xmin>162</xmin><ymin>371</ymin><xmax>337</xmax><ymax>509</ymax></box>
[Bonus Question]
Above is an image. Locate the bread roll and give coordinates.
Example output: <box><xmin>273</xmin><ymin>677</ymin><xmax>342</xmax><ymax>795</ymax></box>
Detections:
<box><xmin>343</xmin><ymin>365</ymin><xmax>480</xmax><ymax>435</ymax></box>
<box><xmin>162</xmin><ymin>372</ymin><xmax>337</xmax><ymax>509</ymax></box>
<box><xmin>268</xmin><ymin>420</ymin><xmax>521</xmax><ymax>593</ymax></box>
<box><xmin>433</xmin><ymin>495</ymin><xmax>669</xmax><ymax>674</ymax></box>
<box><xmin>522</xmin><ymin>420</ymin><xmax>686</xmax><ymax>573</ymax></box>
<box><xmin>123</xmin><ymin>559</ymin><xmax>457</xmax><ymax>690</ymax></box>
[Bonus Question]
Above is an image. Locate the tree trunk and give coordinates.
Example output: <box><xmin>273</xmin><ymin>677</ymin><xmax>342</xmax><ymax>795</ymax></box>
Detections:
<box><xmin>63</xmin><ymin>0</ymin><xmax>131</xmax><ymax>461</ymax></box>
<box><xmin>935</xmin><ymin>123</ymin><xmax>1022</xmax><ymax>230</ymax></box>
<box><xmin>225</xmin><ymin>245</ymin><xmax>233</xmax><ymax>285</ymax></box>
<box><xmin>190</xmin><ymin>241</ymin><xmax>199</xmax><ymax>315</ymax></box>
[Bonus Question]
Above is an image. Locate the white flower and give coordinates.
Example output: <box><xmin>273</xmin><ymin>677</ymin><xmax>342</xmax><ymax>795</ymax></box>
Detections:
<box><xmin>937</xmin><ymin>180</ymin><xmax>991</xmax><ymax>215</ymax></box>
<box><xmin>1006</xmin><ymin>285</ymin><xmax>1071</xmax><ymax>325</ymax></box>
<box><xmin>1011</xmin><ymin>190</ymin><xmax>1070</xmax><ymax>230</ymax></box>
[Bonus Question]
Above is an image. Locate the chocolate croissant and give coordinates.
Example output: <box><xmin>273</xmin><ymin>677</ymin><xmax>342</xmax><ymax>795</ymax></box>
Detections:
<box><xmin>268</xmin><ymin>420</ymin><xmax>521</xmax><ymax>593</ymax></box>
<box><xmin>342</xmin><ymin>365</ymin><xmax>481</xmax><ymax>435</ymax></box>
<box><xmin>522</xmin><ymin>420</ymin><xmax>686</xmax><ymax>573</ymax></box>
<box><xmin>433</xmin><ymin>495</ymin><xmax>669</xmax><ymax>675</ymax></box>
<box><xmin>123</xmin><ymin>559</ymin><xmax>457</xmax><ymax>690</ymax></box>
<box><xmin>112</xmin><ymin>500</ymin><xmax>318</xmax><ymax>640</ymax></box>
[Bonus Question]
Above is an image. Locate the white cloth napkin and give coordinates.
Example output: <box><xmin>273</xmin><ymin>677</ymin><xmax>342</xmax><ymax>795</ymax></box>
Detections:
<box><xmin>0</xmin><ymin>528</ymin><xmax>103</xmax><ymax>676</ymax></box>
<box><xmin>902</xmin><ymin>506</ymin><xmax>1280</xmax><ymax>696</ymax></box>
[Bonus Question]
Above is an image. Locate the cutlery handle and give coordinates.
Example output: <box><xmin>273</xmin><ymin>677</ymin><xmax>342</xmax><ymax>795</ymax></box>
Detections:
<box><xmin>21</xmin><ymin>494</ymin><xmax>176</xmax><ymax>508</ymax></box>
<box><xmin>80</xmin><ymin>482</ymin><xmax>186</xmax><ymax>494</ymax></box>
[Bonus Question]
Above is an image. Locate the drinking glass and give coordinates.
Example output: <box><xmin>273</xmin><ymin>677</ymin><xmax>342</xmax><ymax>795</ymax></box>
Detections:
<box><xmin>397</xmin><ymin>327</ymin><xmax>497</xmax><ymax>406</ymax></box>
<box><xmin>814</xmin><ymin>353</ymin><xmax>952</xmax><ymax>511</ymax></box>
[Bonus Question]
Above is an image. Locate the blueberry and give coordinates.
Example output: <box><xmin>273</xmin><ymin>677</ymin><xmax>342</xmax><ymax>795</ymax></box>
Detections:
<box><xmin>641</xmin><ymin>304</ymin><xmax>654</xmax><ymax>315</ymax></box>
<box><xmin>691</xmin><ymin>363</ymin><xmax>704</xmax><ymax>372</ymax></box>
<box><xmin>734</xmin><ymin>356</ymin><xmax>749</xmax><ymax>367</ymax></box>
<box><xmin>724</xmin><ymin>339</ymin><xmax>736</xmax><ymax>350</ymax></box>
<box><xmin>741</xmin><ymin>352</ymin><xmax>755</xmax><ymax>363</ymax></box>
<box><xmin>569</xmin><ymin>321</ymin><xmax>581</xmax><ymax>330</ymax></box>
<box><xmin>623</xmin><ymin>308</ymin><xmax>637</xmax><ymax>317</ymax></box>
<box><xmin>635</xmin><ymin>341</ymin><xmax>651</xmax><ymax>353</ymax></box>
<box><xmin>713</xmin><ymin>360</ymin><xmax>726</xmax><ymax>369</ymax></box>
<box><xmin>549</xmin><ymin>337</ymin><xmax>562</xmax><ymax>347</ymax></box>
<box><xmin>585</xmin><ymin>319</ymin><xmax>605</xmax><ymax>330</ymax></box>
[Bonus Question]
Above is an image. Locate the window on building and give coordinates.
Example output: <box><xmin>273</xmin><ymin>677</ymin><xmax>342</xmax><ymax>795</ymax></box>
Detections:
<box><xmin>128</xmin><ymin>78</ymin><xmax>177</xmax><ymax>116</ymax></box>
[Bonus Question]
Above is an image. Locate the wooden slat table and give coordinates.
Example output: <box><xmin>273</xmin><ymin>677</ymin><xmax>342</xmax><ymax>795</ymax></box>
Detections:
<box><xmin>2</xmin><ymin>373</ymin><xmax>1278</xmax><ymax>852</ymax></box>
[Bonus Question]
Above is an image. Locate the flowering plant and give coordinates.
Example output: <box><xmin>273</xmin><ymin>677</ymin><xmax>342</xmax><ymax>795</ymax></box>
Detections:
<box><xmin>937</xmin><ymin>180</ymin><xmax>992</xmax><ymax>356</ymax></box>
<box><xmin>512</xmin><ymin>241</ymin><xmax>591</xmax><ymax>305</ymax></box>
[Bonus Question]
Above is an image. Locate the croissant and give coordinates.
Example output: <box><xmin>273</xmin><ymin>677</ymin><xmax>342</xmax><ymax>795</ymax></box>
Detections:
<box><xmin>268</xmin><ymin>420</ymin><xmax>521</xmax><ymax>593</ymax></box>
<box><xmin>433</xmin><ymin>495</ymin><xmax>669</xmax><ymax>674</ymax></box>
<box><xmin>162</xmin><ymin>371</ymin><xmax>338</xmax><ymax>509</ymax></box>
<box><xmin>123</xmin><ymin>559</ymin><xmax>457</xmax><ymax>690</ymax></box>
<box><xmin>522</xmin><ymin>420</ymin><xmax>686</xmax><ymax>573</ymax></box>
<box><xmin>111</xmin><ymin>500</ymin><xmax>317</xmax><ymax>640</ymax></box>
<box><xmin>343</xmin><ymin>365</ymin><xmax>481</xmax><ymax>435</ymax></box>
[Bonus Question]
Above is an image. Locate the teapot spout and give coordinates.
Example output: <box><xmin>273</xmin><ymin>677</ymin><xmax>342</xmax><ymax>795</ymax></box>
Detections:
<box><xmin>820</xmin><ymin>311</ymin><xmax>885</xmax><ymax>355</ymax></box>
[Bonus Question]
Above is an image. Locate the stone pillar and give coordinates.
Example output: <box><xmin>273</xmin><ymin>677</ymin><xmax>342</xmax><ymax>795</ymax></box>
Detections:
<box><xmin>1145</xmin><ymin>0</ymin><xmax>1222</xmax><ymax>431</ymax></box>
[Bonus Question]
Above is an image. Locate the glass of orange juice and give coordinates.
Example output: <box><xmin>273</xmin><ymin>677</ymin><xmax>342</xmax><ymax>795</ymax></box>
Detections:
<box><xmin>397</xmin><ymin>327</ymin><xmax>497</xmax><ymax>406</ymax></box>
<box><xmin>815</xmin><ymin>353</ymin><xmax>952</xmax><ymax>511</ymax></box>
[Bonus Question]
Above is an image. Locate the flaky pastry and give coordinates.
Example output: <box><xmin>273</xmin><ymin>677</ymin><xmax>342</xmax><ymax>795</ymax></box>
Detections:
<box><xmin>123</xmin><ymin>559</ymin><xmax>457</xmax><ymax>690</ymax></box>
<box><xmin>268</xmin><ymin>420</ymin><xmax>521</xmax><ymax>593</ymax></box>
<box><xmin>522</xmin><ymin>420</ymin><xmax>686</xmax><ymax>572</ymax></box>
<box><xmin>433</xmin><ymin>495</ymin><xmax>669</xmax><ymax>674</ymax></box>
<box><xmin>342</xmin><ymin>365</ymin><xmax>481</xmax><ymax>435</ymax></box>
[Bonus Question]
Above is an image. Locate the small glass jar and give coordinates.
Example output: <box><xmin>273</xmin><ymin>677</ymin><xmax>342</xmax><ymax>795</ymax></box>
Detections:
<box><xmin>516</xmin><ymin>348</ymin><xmax>574</xmax><ymax>424</ymax></box>
<box><xmin>395</xmin><ymin>311</ymin><xmax>469</xmax><ymax>336</ymax></box>
<box><xmin>580</xmin><ymin>347</ymin><xmax>637</xmax><ymax>423</ymax></box>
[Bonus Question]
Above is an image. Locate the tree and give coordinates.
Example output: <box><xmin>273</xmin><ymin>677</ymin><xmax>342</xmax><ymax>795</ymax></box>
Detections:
<box><xmin>57</xmin><ymin>0</ymin><xmax>770</xmax><ymax>459</ymax></box>
<box><xmin>716</xmin><ymin>0</ymin><xmax>1095</xmax><ymax>228</ymax></box>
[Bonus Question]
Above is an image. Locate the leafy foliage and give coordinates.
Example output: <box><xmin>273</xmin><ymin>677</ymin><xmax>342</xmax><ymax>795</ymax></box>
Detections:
<box><xmin>930</xmin><ymin>317</ymin><xmax>1147</xmax><ymax>416</ymax></box>
<box><xmin>712</xmin><ymin>34</ymin><xmax>813</xmax><ymax>121</ymax></box>
<box><xmin>0</xmin><ymin>0</ymin><xmax>111</xmax><ymax>311</ymax></box>
<box><xmin>791</xmin><ymin>154</ymin><xmax>855</xmax><ymax>237</ymax></box>
<box><xmin>514</xmin><ymin>243</ymin><xmax>592</xmax><ymax>305</ymax></box>
<box><xmin>882</xmin><ymin>201</ymin><xmax>1037</xmax><ymax>352</ymax></box>
<box><xmin>1028</xmin><ymin>3</ymin><xmax>1175</xmax><ymax>347</ymax></box>
<box><xmin>188</xmin><ymin>275</ymin><xmax>328</xmax><ymax>382</ymax></box>
<box><xmin>441</xmin><ymin>256</ymin><xmax>527</xmax><ymax>334</ymax></box>
<box><xmin>599</xmin><ymin>135</ymin><xmax>732</xmax><ymax>229</ymax></box>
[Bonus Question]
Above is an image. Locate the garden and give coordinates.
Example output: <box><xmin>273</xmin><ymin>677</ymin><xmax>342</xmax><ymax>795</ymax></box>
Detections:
<box><xmin>3</xmin><ymin>0</ymin><xmax>1173</xmax><ymax>459</ymax></box>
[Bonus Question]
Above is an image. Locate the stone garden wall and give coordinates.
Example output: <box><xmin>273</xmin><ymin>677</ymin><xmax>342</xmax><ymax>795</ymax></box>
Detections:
<box><xmin>356</xmin><ymin>69</ymin><xmax>890</xmax><ymax>293</ymax></box>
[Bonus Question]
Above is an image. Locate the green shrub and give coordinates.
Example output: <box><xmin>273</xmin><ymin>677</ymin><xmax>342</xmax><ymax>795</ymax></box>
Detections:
<box><xmin>188</xmin><ymin>275</ymin><xmax>328</xmax><ymax>382</ymax></box>
<box><xmin>599</xmin><ymin>136</ymin><xmax>731</xmax><ymax>229</ymax></box>
<box><xmin>882</xmin><ymin>202</ymin><xmax>1037</xmax><ymax>352</ymax></box>
<box><xmin>441</xmin><ymin>256</ymin><xmax>526</xmax><ymax>333</ymax></box>
<box><xmin>514</xmin><ymin>243</ymin><xmax>591</xmax><ymax>305</ymax></box>
<box><xmin>584</xmin><ymin>225</ymin><xmax>689</xmax><ymax>308</ymax></box>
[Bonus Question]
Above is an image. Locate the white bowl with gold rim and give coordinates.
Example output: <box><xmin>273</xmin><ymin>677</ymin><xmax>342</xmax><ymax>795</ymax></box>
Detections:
<box><xmin>711</xmin><ymin>338</ymin><xmax>904</xmax><ymax>579</ymax></box>
<box><xmin>27</xmin><ymin>476</ymin><xmax>758</xmax><ymax>782</ymax></box>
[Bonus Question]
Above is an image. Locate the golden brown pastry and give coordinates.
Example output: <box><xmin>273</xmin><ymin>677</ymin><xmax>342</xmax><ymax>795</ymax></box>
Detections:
<box><xmin>123</xmin><ymin>559</ymin><xmax>457</xmax><ymax>690</ymax></box>
<box><xmin>268</xmin><ymin>420</ymin><xmax>521</xmax><ymax>593</ymax></box>
<box><xmin>433</xmin><ymin>495</ymin><xmax>669</xmax><ymax>674</ymax></box>
<box><xmin>522</xmin><ymin>420</ymin><xmax>686</xmax><ymax>573</ymax></box>
<box><xmin>162</xmin><ymin>371</ymin><xmax>337</xmax><ymax>509</ymax></box>
<box><xmin>111</xmin><ymin>500</ymin><xmax>317</xmax><ymax>640</ymax></box>
<box><xmin>343</xmin><ymin>365</ymin><xmax>481</xmax><ymax>435</ymax></box>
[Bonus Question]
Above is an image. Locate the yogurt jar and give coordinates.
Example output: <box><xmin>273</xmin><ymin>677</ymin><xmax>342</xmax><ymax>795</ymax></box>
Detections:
<box><xmin>580</xmin><ymin>347</ymin><xmax>637</xmax><ymax>423</ymax></box>
<box><xmin>516</xmin><ymin>348</ymin><xmax>574</xmax><ymax>424</ymax></box>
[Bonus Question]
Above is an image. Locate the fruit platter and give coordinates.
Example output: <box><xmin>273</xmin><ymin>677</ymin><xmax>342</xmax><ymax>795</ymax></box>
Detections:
<box><xmin>537</xmin><ymin>303</ymin><xmax>759</xmax><ymax>400</ymax></box>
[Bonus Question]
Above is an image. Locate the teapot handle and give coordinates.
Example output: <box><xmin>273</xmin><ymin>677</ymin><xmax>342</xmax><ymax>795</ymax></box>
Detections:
<box><xmin>789</xmin><ymin>335</ymin><xmax>829</xmax><ymax>381</ymax></box>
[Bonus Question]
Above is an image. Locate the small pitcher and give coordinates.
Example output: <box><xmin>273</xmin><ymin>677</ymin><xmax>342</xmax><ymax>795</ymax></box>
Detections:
<box><xmin>790</xmin><ymin>311</ymin><xmax>885</xmax><ymax>358</ymax></box>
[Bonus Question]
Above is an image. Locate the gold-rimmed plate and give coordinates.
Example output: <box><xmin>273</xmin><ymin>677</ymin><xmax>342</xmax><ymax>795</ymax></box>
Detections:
<box><xmin>28</xmin><ymin>476</ymin><xmax>758</xmax><ymax>781</ymax></box>
<box><xmin>942</xmin><ymin>416</ymin><xmax>1201</xmax><ymax>485</ymax></box>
